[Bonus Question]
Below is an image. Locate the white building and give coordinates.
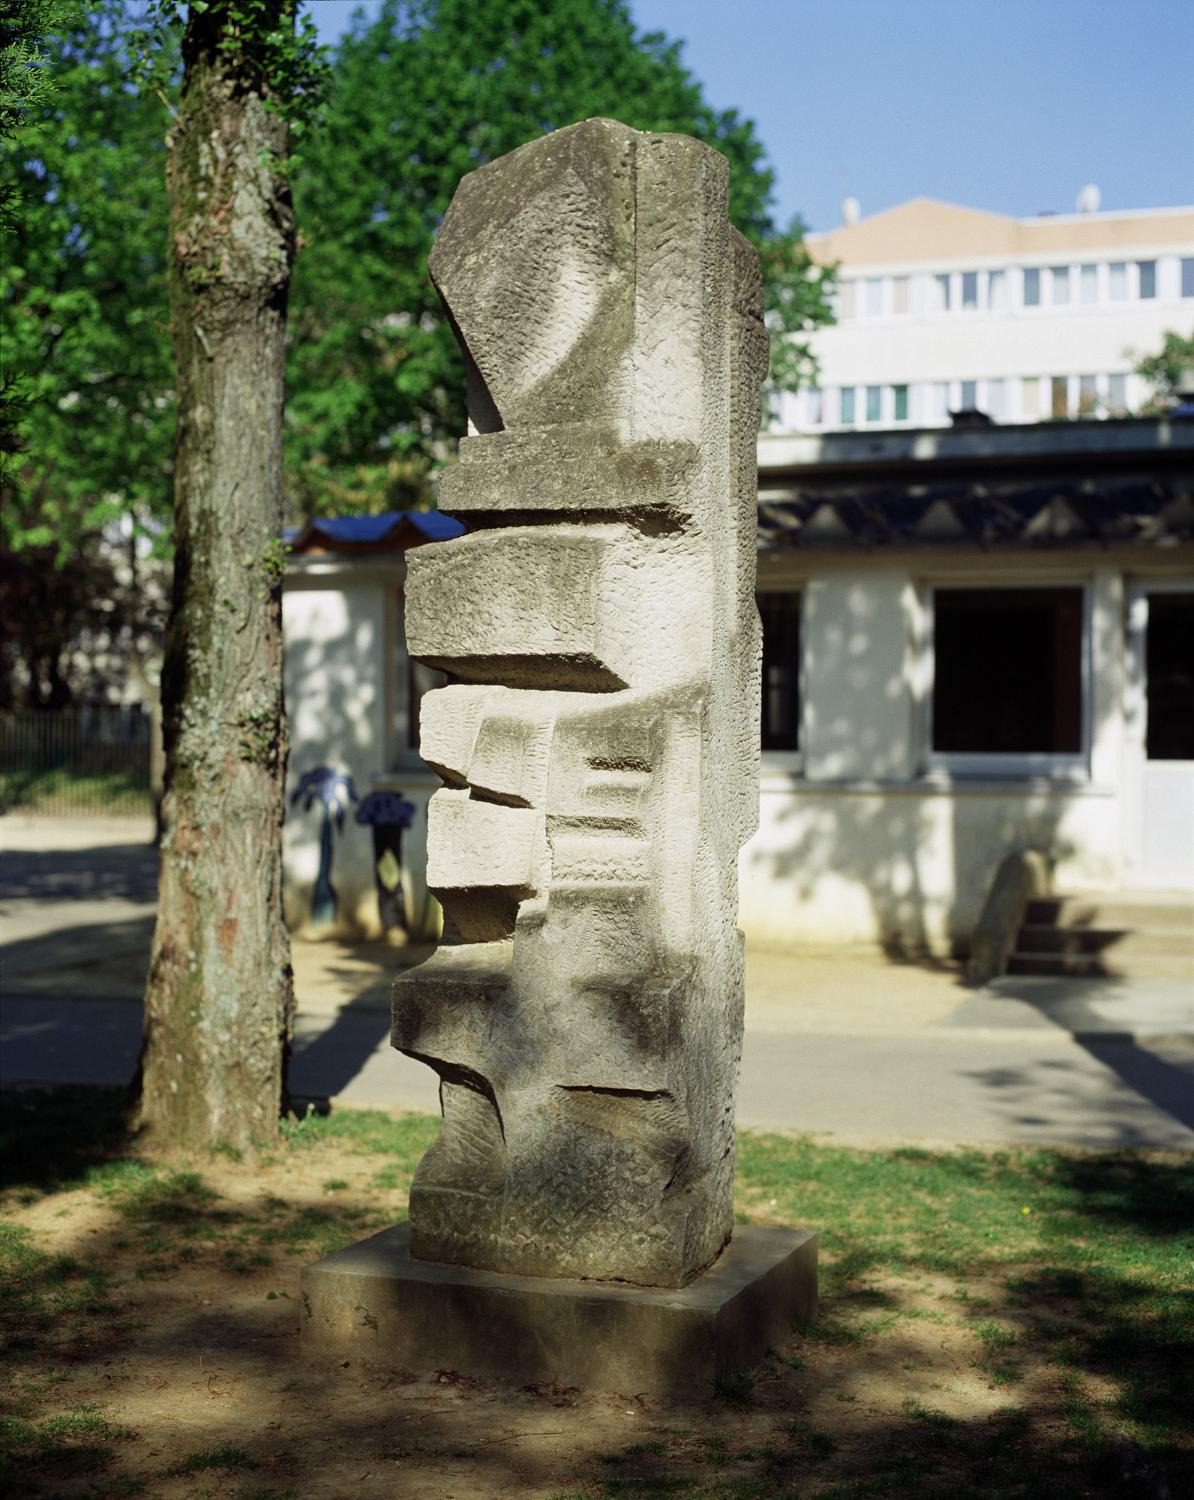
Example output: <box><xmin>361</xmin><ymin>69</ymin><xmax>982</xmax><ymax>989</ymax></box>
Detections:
<box><xmin>280</xmin><ymin>420</ymin><xmax>1194</xmax><ymax>959</ymax></box>
<box><xmin>745</xmin><ymin>415</ymin><xmax>1194</xmax><ymax>954</ymax></box>
<box><xmin>779</xmin><ymin>196</ymin><xmax>1194</xmax><ymax>432</ymax></box>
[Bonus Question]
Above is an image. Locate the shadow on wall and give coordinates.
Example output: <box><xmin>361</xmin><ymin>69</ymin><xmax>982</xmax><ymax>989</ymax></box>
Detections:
<box><xmin>744</xmin><ymin>569</ymin><xmax>1123</xmax><ymax>964</ymax></box>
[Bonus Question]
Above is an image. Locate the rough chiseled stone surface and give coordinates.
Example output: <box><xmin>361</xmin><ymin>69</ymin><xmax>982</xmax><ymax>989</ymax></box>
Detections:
<box><xmin>393</xmin><ymin>117</ymin><xmax>768</xmax><ymax>1288</ymax></box>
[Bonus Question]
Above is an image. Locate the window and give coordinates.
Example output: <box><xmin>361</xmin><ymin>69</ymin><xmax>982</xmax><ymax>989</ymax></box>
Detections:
<box><xmin>865</xmin><ymin>385</ymin><xmax>882</xmax><ymax>422</ymax></box>
<box><xmin>893</xmin><ymin>384</ymin><xmax>909</xmax><ymax>421</ymax></box>
<box><xmin>1080</xmin><ymin>263</ymin><xmax>1098</xmax><ymax>303</ymax></box>
<box><xmin>985</xmin><ymin>379</ymin><xmax>1006</xmax><ymax>420</ymax></box>
<box><xmin>930</xmin><ymin>383</ymin><xmax>950</xmax><ymax>423</ymax></box>
<box><xmin>839</xmin><ymin>387</ymin><xmax>856</xmax><ymax>424</ymax></box>
<box><xmin>1146</xmin><ymin>595</ymin><xmax>1194</xmax><ymax>759</ymax></box>
<box><xmin>1183</xmin><ymin>258</ymin><xmax>1194</xmax><ymax>298</ymax></box>
<box><xmin>932</xmin><ymin>588</ymin><xmax>1084</xmax><ymax>759</ymax></box>
<box><xmin>892</xmin><ymin>276</ymin><xmax>909</xmax><ymax>314</ymax></box>
<box><xmin>1106</xmin><ymin>372</ymin><xmax>1127</xmax><ymax>412</ymax></box>
<box><xmin>960</xmin><ymin>379</ymin><xmax>977</xmax><ymax>410</ymax></box>
<box><xmin>758</xmin><ymin>593</ymin><xmax>801</xmax><ymax>752</ymax></box>
<box><xmin>1050</xmin><ymin>266</ymin><xmax>1070</xmax><ymax>305</ymax></box>
<box><xmin>988</xmin><ymin>269</ymin><xmax>1008</xmax><ymax>311</ymax></box>
<box><xmin>806</xmin><ymin>387</ymin><xmax>823</xmax><ymax>425</ymax></box>
<box><xmin>1078</xmin><ymin>374</ymin><xmax>1098</xmax><ymax>417</ymax></box>
<box><xmin>1021</xmin><ymin>377</ymin><xmax>1041</xmax><ymax>419</ymax></box>
<box><xmin>837</xmin><ymin>281</ymin><xmax>856</xmax><ymax>319</ymax></box>
<box><xmin>962</xmin><ymin>271</ymin><xmax>979</xmax><ymax>309</ymax></box>
<box><xmin>864</xmin><ymin>277</ymin><xmax>884</xmax><ymax>316</ymax></box>
<box><xmin>1023</xmin><ymin>267</ymin><xmax>1041</xmax><ymax>306</ymax></box>
<box><xmin>1137</xmin><ymin>260</ymin><xmax>1157</xmax><ymax>299</ymax></box>
<box><xmin>934</xmin><ymin>273</ymin><xmax>952</xmax><ymax>312</ymax></box>
<box><xmin>1109</xmin><ymin>261</ymin><xmax>1128</xmax><ymax>300</ymax></box>
<box><xmin>1051</xmin><ymin>375</ymin><xmax>1070</xmax><ymax>418</ymax></box>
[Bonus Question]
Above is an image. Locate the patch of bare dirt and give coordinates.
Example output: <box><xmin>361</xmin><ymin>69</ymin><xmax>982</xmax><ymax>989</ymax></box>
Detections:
<box><xmin>0</xmin><ymin>1145</ymin><xmax>1147</xmax><ymax>1499</ymax></box>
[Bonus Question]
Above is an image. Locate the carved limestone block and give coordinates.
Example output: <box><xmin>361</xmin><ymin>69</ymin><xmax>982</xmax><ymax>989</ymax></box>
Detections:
<box><xmin>393</xmin><ymin>117</ymin><xmax>767</xmax><ymax>1287</ymax></box>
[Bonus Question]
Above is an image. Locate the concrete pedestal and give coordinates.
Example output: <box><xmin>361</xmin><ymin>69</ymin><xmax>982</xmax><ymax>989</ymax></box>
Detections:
<box><xmin>301</xmin><ymin>1222</ymin><xmax>817</xmax><ymax>1397</ymax></box>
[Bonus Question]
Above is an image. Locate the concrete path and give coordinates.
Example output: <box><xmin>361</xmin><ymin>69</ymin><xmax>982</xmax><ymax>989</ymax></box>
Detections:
<box><xmin>4</xmin><ymin>816</ymin><xmax>1193</xmax><ymax>1150</ymax></box>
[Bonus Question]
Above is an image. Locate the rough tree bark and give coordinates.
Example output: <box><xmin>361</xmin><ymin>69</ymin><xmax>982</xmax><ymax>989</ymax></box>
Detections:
<box><xmin>138</xmin><ymin>2</ymin><xmax>295</xmax><ymax>1150</ymax></box>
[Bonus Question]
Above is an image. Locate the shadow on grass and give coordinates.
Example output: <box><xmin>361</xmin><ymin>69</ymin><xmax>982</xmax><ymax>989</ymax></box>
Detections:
<box><xmin>0</xmin><ymin>1090</ymin><xmax>1191</xmax><ymax>1499</ymax></box>
<box><xmin>0</xmin><ymin>1086</ymin><xmax>133</xmax><ymax>1195</ymax></box>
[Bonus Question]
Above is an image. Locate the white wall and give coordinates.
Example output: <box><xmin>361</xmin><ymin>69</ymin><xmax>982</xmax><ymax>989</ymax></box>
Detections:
<box><xmin>741</xmin><ymin>781</ymin><xmax>1121</xmax><ymax>953</ymax></box>
<box><xmin>785</xmin><ymin>242</ymin><xmax>1194</xmax><ymax>431</ymax></box>
<box><xmin>802</xmin><ymin>575</ymin><xmax>919</xmax><ymax>781</ymax></box>
<box><xmin>738</xmin><ymin>555</ymin><xmax>1182</xmax><ymax>954</ymax></box>
<box><xmin>281</xmin><ymin>547</ymin><xmax>1190</xmax><ymax>952</ymax></box>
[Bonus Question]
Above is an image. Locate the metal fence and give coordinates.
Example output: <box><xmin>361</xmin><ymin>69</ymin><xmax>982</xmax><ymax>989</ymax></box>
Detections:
<box><xmin>0</xmin><ymin>707</ymin><xmax>152</xmax><ymax>817</ymax></box>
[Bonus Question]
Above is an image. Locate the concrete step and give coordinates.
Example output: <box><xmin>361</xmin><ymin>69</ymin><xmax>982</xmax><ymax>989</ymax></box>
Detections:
<box><xmin>1007</xmin><ymin>952</ymin><xmax>1113</xmax><ymax>978</ymax></box>
<box><xmin>1007</xmin><ymin>949</ymin><xmax>1194</xmax><ymax>979</ymax></box>
<box><xmin>1025</xmin><ymin>894</ymin><xmax>1194</xmax><ymax>933</ymax></box>
<box><xmin>1017</xmin><ymin>923</ymin><xmax>1194</xmax><ymax>958</ymax></box>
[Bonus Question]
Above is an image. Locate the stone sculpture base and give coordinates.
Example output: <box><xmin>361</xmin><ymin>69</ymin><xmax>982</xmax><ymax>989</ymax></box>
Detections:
<box><xmin>301</xmin><ymin>1222</ymin><xmax>817</xmax><ymax>1397</ymax></box>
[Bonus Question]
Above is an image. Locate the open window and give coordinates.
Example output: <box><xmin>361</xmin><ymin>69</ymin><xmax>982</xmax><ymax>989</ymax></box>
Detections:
<box><xmin>758</xmin><ymin>591</ymin><xmax>802</xmax><ymax>758</ymax></box>
<box><xmin>929</xmin><ymin>585</ymin><xmax>1086</xmax><ymax>775</ymax></box>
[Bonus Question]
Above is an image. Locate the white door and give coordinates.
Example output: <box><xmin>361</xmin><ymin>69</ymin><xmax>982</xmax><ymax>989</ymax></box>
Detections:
<box><xmin>1125</xmin><ymin>584</ymin><xmax>1194</xmax><ymax>890</ymax></box>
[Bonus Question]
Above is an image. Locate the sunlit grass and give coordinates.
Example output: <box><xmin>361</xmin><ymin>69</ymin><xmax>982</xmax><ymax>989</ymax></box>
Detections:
<box><xmin>1</xmin><ymin>1091</ymin><xmax>1190</xmax><ymax>1498</ymax></box>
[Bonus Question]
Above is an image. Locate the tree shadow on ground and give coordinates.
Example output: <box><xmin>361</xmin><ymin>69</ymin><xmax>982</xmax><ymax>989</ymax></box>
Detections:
<box><xmin>959</xmin><ymin>974</ymin><xmax>1194</xmax><ymax>1140</ymax></box>
<box><xmin>1</xmin><ymin>1088</ymin><xmax>1190</xmax><ymax>1500</ymax></box>
<box><xmin>0</xmin><ymin>841</ymin><xmax>158</xmax><ymax>903</ymax></box>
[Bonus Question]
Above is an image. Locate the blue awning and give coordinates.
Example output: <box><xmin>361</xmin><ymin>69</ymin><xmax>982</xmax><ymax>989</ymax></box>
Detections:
<box><xmin>286</xmin><ymin>510</ymin><xmax>465</xmax><ymax>553</ymax></box>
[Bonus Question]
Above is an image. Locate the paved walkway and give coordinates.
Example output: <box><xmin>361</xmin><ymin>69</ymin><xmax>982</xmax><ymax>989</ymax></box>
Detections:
<box><xmin>4</xmin><ymin>815</ymin><xmax>1193</xmax><ymax>1149</ymax></box>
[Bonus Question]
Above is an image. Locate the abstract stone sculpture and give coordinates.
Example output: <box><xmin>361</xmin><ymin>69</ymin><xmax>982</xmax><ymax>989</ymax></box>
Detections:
<box><xmin>393</xmin><ymin>117</ymin><xmax>767</xmax><ymax>1289</ymax></box>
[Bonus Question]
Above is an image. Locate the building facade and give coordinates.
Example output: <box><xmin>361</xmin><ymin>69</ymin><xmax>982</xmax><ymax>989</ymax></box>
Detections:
<box><xmin>281</xmin><ymin>421</ymin><xmax>1194</xmax><ymax>954</ymax></box>
<box><xmin>745</xmin><ymin>416</ymin><xmax>1194</xmax><ymax>953</ymax></box>
<box><xmin>778</xmin><ymin>197</ymin><xmax>1194</xmax><ymax>433</ymax></box>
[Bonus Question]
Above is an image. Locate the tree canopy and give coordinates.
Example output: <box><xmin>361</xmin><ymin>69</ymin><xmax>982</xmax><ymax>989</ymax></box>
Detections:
<box><xmin>1133</xmin><ymin>329</ymin><xmax>1194</xmax><ymax>414</ymax></box>
<box><xmin>2</xmin><ymin>0</ymin><xmax>833</xmax><ymax>559</ymax></box>
<box><xmin>287</xmin><ymin>0</ymin><xmax>834</xmax><ymax>512</ymax></box>
<box><xmin>1</xmin><ymin>1</ymin><xmax>175</xmax><ymax>557</ymax></box>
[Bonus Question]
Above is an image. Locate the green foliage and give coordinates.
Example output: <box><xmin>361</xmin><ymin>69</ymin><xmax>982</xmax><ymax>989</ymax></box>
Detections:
<box><xmin>131</xmin><ymin>0</ymin><xmax>329</xmax><ymax>134</ymax></box>
<box><xmin>0</xmin><ymin>766</ymin><xmax>151</xmax><ymax>813</ymax></box>
<box><xmin>1</xmin><ymin>1</ymin><xmax>175</xmax><ymax>556</ymax></box>
<box><xmin>0</xmin><ymin>0</ymin><xmax>68</xmax><ymax>233</ymax></box>
<box><xmin>166</xmin><ymin>1445</ymin><xmax>259</xmax><ymax>1475</ymax></box>
<box><xmin>1132</xmin><ymin>328</ymin><xmax>1194</xmax><ymax>413</ymax></box>
<box><xmin>287</xmin><ymin>0</ymin><xmax>834</xmax><ymax>513</ymax></box>
<box><xmin>0</xmin><ymin>0</ymin><xmax>72</xmax><ymax>496</ymax></box>
<box><xmin>5</xmin><ymin>0</ymin><xmax>832</xmax><ymax>553</ymax></box>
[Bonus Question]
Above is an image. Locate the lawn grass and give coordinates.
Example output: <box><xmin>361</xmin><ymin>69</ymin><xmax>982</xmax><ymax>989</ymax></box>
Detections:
<box><xmin>0</xmin><ymin>1086</ymin><xmax>1190</xmax><ymax>1499</ymax></box>
<box><xmin>0</xmin><ymin>769</ymin><xmax>151</xmax><ymax>817</ymax></box>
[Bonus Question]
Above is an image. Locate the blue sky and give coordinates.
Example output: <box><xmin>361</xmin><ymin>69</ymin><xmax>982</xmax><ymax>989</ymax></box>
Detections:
<box><xmin>307</xmin><ymin>0</ymin><xmax>1194</xmax><ymax>234</ymax></box>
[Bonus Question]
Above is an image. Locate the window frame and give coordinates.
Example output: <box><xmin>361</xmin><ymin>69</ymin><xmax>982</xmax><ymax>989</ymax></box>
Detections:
<box><xmin>921</xmin><ymin>579</ymin><xmax>1092</xmax><ymax>780</ymax></box>
<box><xmin>892</xmin><ymin>384</ymin><xmax>909</xmax><ymax>422</ymax></box>
<box><xmin>757</xmin><ymin>588</ymin><xmax>805</xmax><ymax>772</ymax></box>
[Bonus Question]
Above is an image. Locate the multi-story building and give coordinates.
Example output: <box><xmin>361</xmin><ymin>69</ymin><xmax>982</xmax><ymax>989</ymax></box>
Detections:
<box><xmin>778</xmin><ymin>195</ymin><xmax>1194</xmax><ymax>432</ymax></box>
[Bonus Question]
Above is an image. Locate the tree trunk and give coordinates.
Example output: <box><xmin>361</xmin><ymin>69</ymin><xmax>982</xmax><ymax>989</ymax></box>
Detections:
<box><xmin>138</xmin><ymin>4</ymin><xmax>295</xmax><ymax>1151</ymax></box>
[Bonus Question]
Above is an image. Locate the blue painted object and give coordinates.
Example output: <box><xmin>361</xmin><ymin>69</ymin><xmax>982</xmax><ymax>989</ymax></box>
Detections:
<box><xmin>291</xmin><ymin>767</ymin><xmax>358</xmax><ymax>927</ymax></box>
<box><xmin>357</xmin><ymin>790</ymin><xmax>418</xmax><ymax>932</ymax></box>
<box><xmin>284</xmin><ymin>510</ymin><xmax>464</xmax><ymax>549</ymax></box>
